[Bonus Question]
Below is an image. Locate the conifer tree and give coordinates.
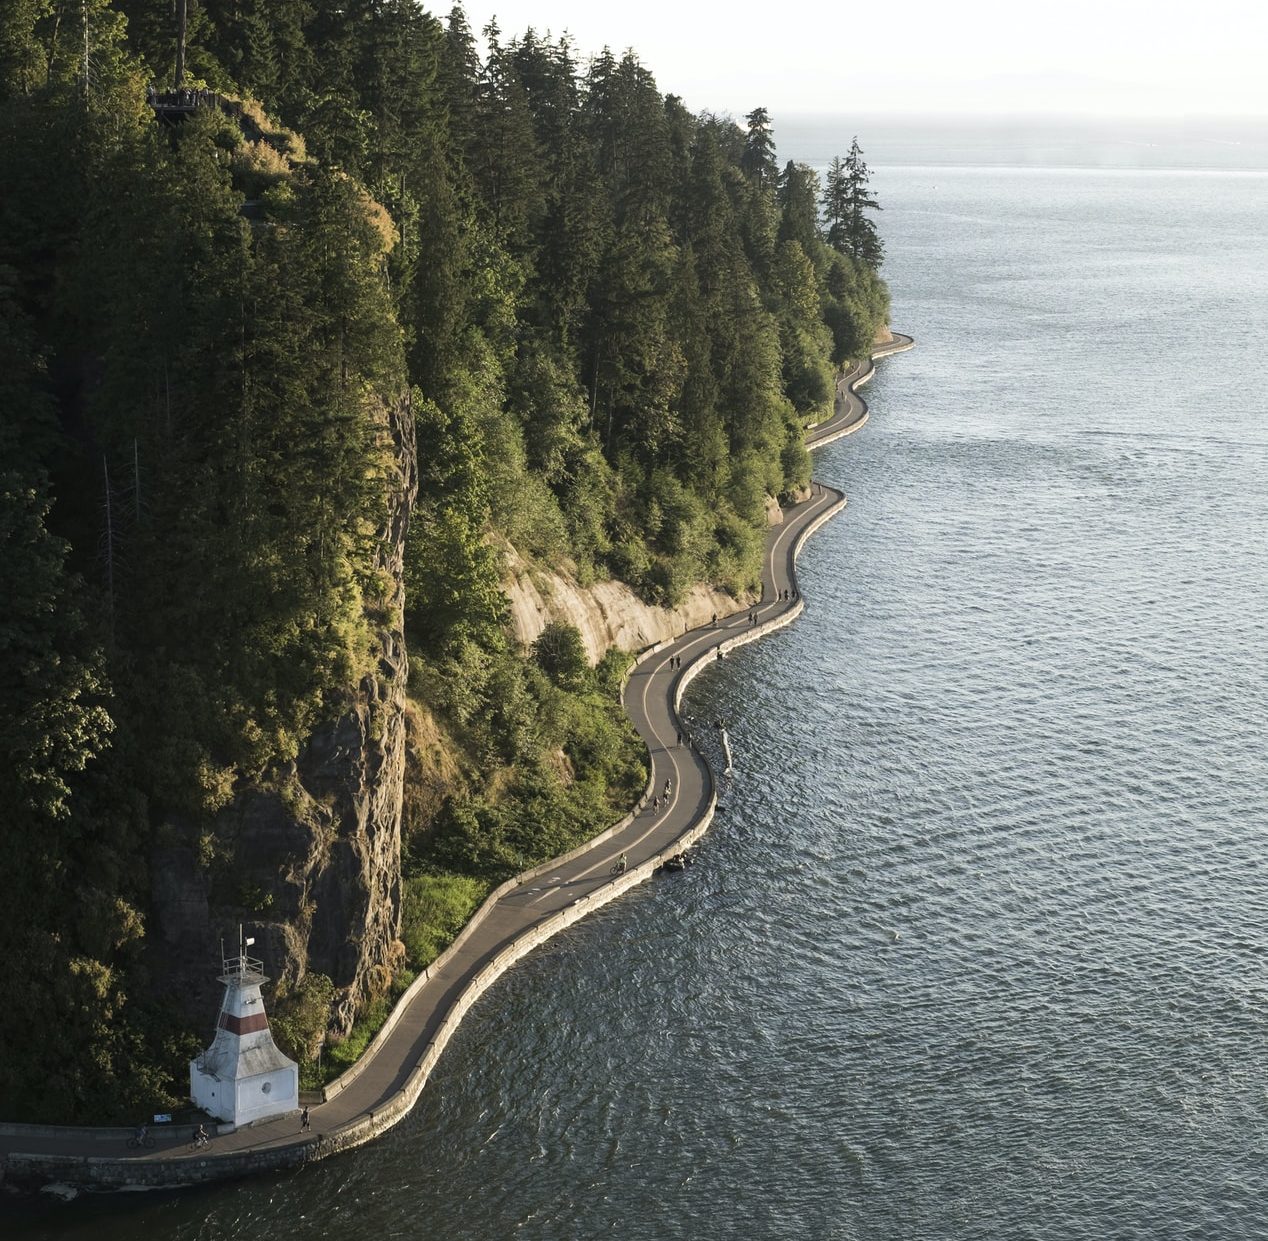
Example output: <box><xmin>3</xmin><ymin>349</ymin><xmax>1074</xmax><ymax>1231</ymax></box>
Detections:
<box><xmin>823</xmin><ymin>138</ymin><xmax>883</xmax><ymax>268</ymax></box>
<box><xmin>777</xmin><ymin>159</ymin><xmax>822</xmax><ymax>256</ymax></box>
<box><xmin>741</xmin><ymin>105</ymin><xmax>777</xmax><ymax>189</ymax></box>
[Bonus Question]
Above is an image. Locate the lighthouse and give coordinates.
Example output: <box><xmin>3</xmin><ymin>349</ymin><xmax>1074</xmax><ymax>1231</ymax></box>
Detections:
<box><xmin>190</xmin><ymin>931</ymin><xmax>299</xmax><ymax>1126</ymax></box>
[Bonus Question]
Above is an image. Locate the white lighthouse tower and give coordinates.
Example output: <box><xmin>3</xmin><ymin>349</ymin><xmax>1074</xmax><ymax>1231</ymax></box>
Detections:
<box><xmin>190</xmin><ymin>931</ymin><xmax>299</xmax><ymax>1127</ymax></box>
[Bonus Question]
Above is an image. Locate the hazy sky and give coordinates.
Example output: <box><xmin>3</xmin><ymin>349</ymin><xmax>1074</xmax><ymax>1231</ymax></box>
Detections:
<box><xmin>464</xmin><ymin>0</ymin><xmax>1268</xmax><ymax>119</ymax></box>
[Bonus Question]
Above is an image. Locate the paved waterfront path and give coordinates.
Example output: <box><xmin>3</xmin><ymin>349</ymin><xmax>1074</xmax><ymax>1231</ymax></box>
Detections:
<box><xmin>0</xmin><ymin>335</ymin><xmax>912</xmax><ymax>1188</ymax></box>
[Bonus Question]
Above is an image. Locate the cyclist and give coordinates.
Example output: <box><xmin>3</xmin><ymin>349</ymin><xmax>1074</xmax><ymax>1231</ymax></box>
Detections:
<box><xmin>134</xmin><ymin>1122</ymin><xmax>148</xmax><ymax>1144</ymax></box>
<box><xmin>663</xmin><ymin>778</ymin><xmax>672</xmax><ymax>798</ymax></box>
<box><xmin>615</xmin><ymin>852</ymin><xmax>628</xmax><ymax>874</ymax></box>
<box><xmin>193</xmin><ymin>1124</ymin><xmax>210</xmax><ymax>1149</ymax></box>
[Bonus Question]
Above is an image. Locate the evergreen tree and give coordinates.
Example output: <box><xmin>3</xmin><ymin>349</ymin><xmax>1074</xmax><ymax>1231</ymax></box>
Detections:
<box><xmin>440</xmin><ymin>3</ymin><xmax>482</xmax><ymax>157</ymax></box>
<box><xmin>777</xmin><ymin>159</ymin><xmax>822</xmax><ymax>256</ymax></box>
<box><xmin>823</xmin><ymin>138</ymin><xmax>883</xmax><ymax>268</ymax></box>
<box><xmin>472</xmin><ymin>20</ymin><xmax>544</xmax><ymax>249</ymax></box>
<box><xmin>740</xmin><ymin>105</ymin><xmax>777</xmax><ymax>189</ymax></box>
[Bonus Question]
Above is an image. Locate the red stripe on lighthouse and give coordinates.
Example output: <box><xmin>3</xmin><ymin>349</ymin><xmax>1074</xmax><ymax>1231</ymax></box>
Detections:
<box><xmin>218</xmin><ymin>1010</ymin><xmax>270</xmax><ymax>1035</ymax></box>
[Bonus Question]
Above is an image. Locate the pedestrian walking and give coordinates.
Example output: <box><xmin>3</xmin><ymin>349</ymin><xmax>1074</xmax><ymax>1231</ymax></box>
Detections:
<box><xmin>711</xmin><ymin>612</ymin><xmax>717</xmax><ymax>627</ymax></box>
<box><xmin>301</xmin><ymin>1105</ymin><xmax>310</xmax><ymax>1131</ymax></box>
<box><xmin>677</xmin><ymin>729</ymin><xmax>683</xmax><ymax>746</ymax></box>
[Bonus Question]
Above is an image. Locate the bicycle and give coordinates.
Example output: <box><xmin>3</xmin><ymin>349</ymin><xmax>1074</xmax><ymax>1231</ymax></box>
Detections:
<box><xmin>610</xmin><ymin>856</ymin><xmax>628</xmax><ymax>876</ymax></box>
<box><xmin>189</xmin><ymin>1132</ymin><xmax>211</xmax><ymax>1151</ymax></box>
<box><xmin>127</xmin><ymin>1133</ymin><xmax>156</xmax><ymax>1149</ymax></box>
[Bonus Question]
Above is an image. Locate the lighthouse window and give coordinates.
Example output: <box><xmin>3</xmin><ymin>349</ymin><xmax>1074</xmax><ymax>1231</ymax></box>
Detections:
<box><xmin>261</xmin><ymin>1081</ymin><xmax>272</xmax><ymax>1094</ymax></box>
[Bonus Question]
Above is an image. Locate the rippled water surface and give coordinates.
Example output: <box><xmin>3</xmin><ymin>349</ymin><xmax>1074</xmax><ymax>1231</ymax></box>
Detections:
<box><xmin>13</xmin><ymin>147</ymin><xmax>1268</xmax><ymax>1240</ymax></box>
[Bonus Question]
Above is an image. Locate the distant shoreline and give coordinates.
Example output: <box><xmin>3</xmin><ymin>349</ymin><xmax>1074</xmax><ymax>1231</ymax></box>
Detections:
<box><xmin>778</xmin><ymin>114</ymin><xmax>1268</xmax><ymax>176</ymax></box>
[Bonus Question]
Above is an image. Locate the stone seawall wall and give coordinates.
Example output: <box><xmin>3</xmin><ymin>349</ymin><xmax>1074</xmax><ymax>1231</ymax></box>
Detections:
<box><xmin>2</xmin><ymin>1144</ymin><xmax>311</xmax><ymax>1191</ymax></box>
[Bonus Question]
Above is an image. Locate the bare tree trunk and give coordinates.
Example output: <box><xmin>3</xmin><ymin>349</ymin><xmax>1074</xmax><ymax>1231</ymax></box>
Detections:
<box><xmin>174</xmin><ymin>0</ymin><xmax>188</xmax><ymax>88</ymax></box>
<box><xmin>103</xmin><ymin>456</ymin><xmax>115</xmax><ymax>643</ymax></box>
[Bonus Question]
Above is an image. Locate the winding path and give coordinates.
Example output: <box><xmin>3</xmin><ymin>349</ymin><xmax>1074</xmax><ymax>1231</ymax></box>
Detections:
<box><xmin>0</xmin><ymin>334</ymin><xmax>913</xmax><ymax>1190</ymax></box>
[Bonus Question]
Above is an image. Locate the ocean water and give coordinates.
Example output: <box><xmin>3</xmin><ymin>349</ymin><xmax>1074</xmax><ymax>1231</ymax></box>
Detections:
<box><xmin>10</xmin><ymin>126</ymin><xmax>1268</xmax><ymax>1238</ymax></box>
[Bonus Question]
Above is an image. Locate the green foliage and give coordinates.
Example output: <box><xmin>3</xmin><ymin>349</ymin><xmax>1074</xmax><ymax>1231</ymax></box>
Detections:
<box><xmin>533</xmin><ymin>621</ymin><xmax>590</xmax><ymax>691</ymax></box>
<box><xmin>271</xmin><ymin>972</ymin><xmax>336</xmax><ymax>1087</ymax></box>
<box><xmin>323</xmin><ymin>996</ymin><xmax>391</xmax><ymax>1080</ymax></box>
<box><xmin>823</xmin><ymin>139</ymin><xmax>884</xmax><ymax>270</ymax></box>
<box><xmin>407</xmin><ymin>633</ymin><xmax>647</xmax><ymax>884</ymax></box>
<box><xmin>400</xmin><ymin>873</ymin><xmax>489</xmax><ymax>968</ymax></box>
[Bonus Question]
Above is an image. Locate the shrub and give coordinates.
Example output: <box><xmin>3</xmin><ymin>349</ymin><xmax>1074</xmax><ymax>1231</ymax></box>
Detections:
<box><xmin>533</xmin><ymin>621</ymin><xmax>590</xmax><ymax>691</ymax></box>
<box><xmin>401</xmin><ymin>873</ymin><xmax>490</xmax><ymax>968</ymax></box>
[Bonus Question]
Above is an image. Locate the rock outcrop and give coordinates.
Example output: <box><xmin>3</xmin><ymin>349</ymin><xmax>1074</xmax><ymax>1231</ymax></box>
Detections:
<box><xmin>503</xmin><ymin>542</ymin><xmax>757</xmax><ymax>665</ymax></box>
<box><xmin>151</xmin><ymin>391</ymin><xmax>417</xmax><ymax>1037</ymax></box>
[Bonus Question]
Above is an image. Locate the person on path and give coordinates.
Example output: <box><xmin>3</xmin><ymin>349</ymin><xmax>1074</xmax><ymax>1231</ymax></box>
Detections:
<box><xmin>676</xmin><ymin>729</ymin><xmax>683</xmax><ymax>746</ymax></box>
<box><xmin>711</xmin><ymin>612</ymin><xmax>717</xmax><ymax>627</ymax></box>
<box><xmin>301</xmin><ymin>1106</ymin><xmax>310</xmax><ymax>1131</ymax></box>
<box><xmin>663</xmin><ymin>778</ymin><xmax>672</xmax><ymax>797</ymax></box>
<box><xmin>653</xmin><ymin>795</ymin><xmax>660</xmax><ymax>814</ymax></box>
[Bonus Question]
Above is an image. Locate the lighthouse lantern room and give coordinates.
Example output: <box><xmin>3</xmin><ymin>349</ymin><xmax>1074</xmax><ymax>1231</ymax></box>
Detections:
<box><xmin>190</xmin><ymin>930</ymin><xmax>299</xmax><ymax>1126</ymax></box>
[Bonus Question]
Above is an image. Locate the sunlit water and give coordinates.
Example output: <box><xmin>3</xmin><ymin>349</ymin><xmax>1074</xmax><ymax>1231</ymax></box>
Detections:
<box><xmin>11</xmin><ymin>135</ymin><xmax>1268</xmax><ymax>1240</ymax></box>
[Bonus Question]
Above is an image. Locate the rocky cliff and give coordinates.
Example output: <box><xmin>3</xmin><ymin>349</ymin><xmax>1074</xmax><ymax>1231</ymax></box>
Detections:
<box><xmin>503</xmin><ymin>540</ymin><xmax>760</xmax><ymax>664</ymax></box>
<box><xmin>150</xmin><ymin>392</ymin><xmax>418</xmax><ymax>1037</ymax></box>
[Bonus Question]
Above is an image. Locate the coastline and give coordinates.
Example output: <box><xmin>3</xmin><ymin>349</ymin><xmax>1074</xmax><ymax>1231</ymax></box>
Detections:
<box><xmin>0</xmin><ymin>333</ymin><xmax>913</xmax><ymax>1194</ymax></box>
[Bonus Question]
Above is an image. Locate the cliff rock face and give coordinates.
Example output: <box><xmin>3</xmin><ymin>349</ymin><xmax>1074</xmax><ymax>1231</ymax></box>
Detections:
<box><xmin>503</xmin><ymin>542</ymin><xmax>757</xmax><ymax>665</ymax></box>
<box><xmin>152</xmin><ymin>392</ymin><xmax>417</xmax><ymax>1037</ymax></box>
